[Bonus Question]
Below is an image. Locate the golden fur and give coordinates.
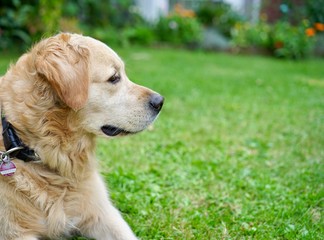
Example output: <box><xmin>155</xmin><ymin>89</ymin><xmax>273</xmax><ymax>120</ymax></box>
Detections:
<box><xmin>0</xmin><ymin>33</ymin><xmax>163</xmax><ymax>240</ymax></box>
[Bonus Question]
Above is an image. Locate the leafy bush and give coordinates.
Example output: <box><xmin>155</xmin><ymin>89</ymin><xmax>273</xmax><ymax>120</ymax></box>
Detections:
<box><xmin>0</xmin><ymin>1</ymin><xmax>34</xmax><ymax>51</ymax></box>
<box><xmin>78</xmin><ymin>0</ymin><xmax>152</xmax><ymax>47</ymax></box>
<box><xmin>196</xmin><ymin>1</ymin><xmax>243</xmax><ymax>37</ymax></box>
<box><xmin>232</xmin><ymin>19</ymin><xmax>316</xmax><ymax>59</ymax></box>
<box><xmin>270</xmin><ymin>21</ymin><xmax>315</xmax><ymax>59</ymax></box>
<box><xmin>306</xmin><ymin>0</ymin><xmax>324</xmax><ymax>24</ymax></box>
<box><xmin>39</xmin><ymin>0</ymin><xmax>63</xmax><ymax>34</ymax></box>
<box><xmin>231</xmin><ymin>20</ymin><xmax>271</xmax><ymax>49</ymax></box>
<box><xmin>155</xmin><ymin>14</ymin><xmax>202</xmax><ymax>47</ymax></box>
<box><xmin>122</xmin><ymin>25</ymin><xmax>155</xmax><ymax>46</ymax></box>
<box><xmin>90</xmin><ymin>27</ymin><xmax>123</xmax><ymax>46</ymax></box>
<box><xmin>71</xmin><ymin>0</ymin><xmax>144</xmax><ymax>29</ymax></box>
<box><xmin>89</xmin><ymin>24</ymin><xmax>155</xmax><ymax>47</ymax></box>
<box><xmin>0</xmin><ymin>0</ymin><xmax>65</xmax><ymax>51</ymax></box>
<box><xmin>0</xmin><ymin>0</ymin><xmax>145</xmax><ymax>51</ymax></box>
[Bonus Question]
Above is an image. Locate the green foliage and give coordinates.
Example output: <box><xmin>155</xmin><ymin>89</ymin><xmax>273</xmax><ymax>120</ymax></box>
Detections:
<box><xmin>107</xmin><ymin>1</ymin><xmax>144</xmax><ymax>28</ymax></box>
<box><xmin>1</xmin><ymin>0</ymin><xmax>323</xmax><ymax>59</ymax></box>
<box><xmin>0</xmin><ymin>0</ymin><xmax>34</xmax><ymax>50</ymax></box>
<box><xmin>155</xmin><ymin>15</ymin><xmax>202</xmax><ymax>47</ymax></box>
<box><xmin>196</xmin><ymin>1</ymin><xmax>243</xmax><ymax>37</ymax></box>
<box><xmin>90</xmin><ymin>25</ymin><xmax>155</xmax><ymax>48</ymax></box>
<box><xmin>270</xmin><ymin>21</ymin><xmax>315</xmax><ymax>59</ymax></box>
<box><xmin>0</xmin><ymin>0</ymin><xmax>64</xmax><ymax>51</ymax></box>
<box><xmin>231</xmin><ymin>20</ymin><xmax>271</xmax><ymax>49</ymax></box>
<box><xmin>232</xmin><ymin>19</ymin><xmax>316</xmax><ymax>59</ymax></box>
<box><xmin>0</xmin><ymin>0</ymin><xmax>145</xmax><ymax>51</ymax></box>
<box><xmin>306</xmin><ymin>0</ymin><xmax>324</xmax><ymax>24</ymax></box>
<box><xmin>90</xmin><ymin>27</ymin><xmax>123</xmax><ymax>46</ymax></box>
<box><xmin>72</xmin><ymin>0</ymin><xmax>143</xmax><ymax>28</ymax></box>
<box><xmin>74</xmin><ymin>0</ymin><xmax>151</xmax><ymax>47</ymax></box>
<box><xmin>39</xmin><ymin>0</ymin><xmax>63</xmax><ymax>34</ymax></box>
<box><xmin>122</xmin><ymin>25</ymin><xmax>155</xmax><ymax>46</ymax></box>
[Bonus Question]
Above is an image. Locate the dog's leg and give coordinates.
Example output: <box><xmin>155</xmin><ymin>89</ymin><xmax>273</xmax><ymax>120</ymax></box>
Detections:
<box><xmin>85</xmin><ymin>203</ymin><xmax>138</xmax><ymax>240</ymax></box>
<box><xmin>78</xmin><ymin>173</ymin><xmax>137</xmax><ymax>240</ymax></box>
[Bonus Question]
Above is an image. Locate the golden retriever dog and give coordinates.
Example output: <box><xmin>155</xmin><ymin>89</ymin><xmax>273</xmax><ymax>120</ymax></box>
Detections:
<box><xmin>0</xmin><ymin>33</ymin><xmax>163</xmax><ymax>240</ymax></box>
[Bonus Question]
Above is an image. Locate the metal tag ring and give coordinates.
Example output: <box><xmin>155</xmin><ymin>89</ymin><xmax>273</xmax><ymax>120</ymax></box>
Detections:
<box><xmin>2</xmin><ymin>146</ymin><xmax>24</xmax><ymax>158</ymax></box>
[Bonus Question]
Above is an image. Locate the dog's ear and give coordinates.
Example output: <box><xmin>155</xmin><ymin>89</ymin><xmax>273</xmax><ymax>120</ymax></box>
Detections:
<box><xmin>35</xmin><ymin>33</ymin><xmax>90</xmax><ymax>111</ymax></box>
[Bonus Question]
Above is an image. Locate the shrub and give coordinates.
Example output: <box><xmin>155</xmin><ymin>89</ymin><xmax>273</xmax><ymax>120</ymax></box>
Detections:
<box><xmin>0</xmin><ymin>0</ymin><xmax>66</xmax><ymax>51</ymax></box>
<box><xmin>0</xmin><ymin>1</ymin><xmax>34</xmax><ymax>51</ymax></box>
<box><xmin>306</xmin><ymin>0</ymin><xmax>324</xmax><ymax>25</ymax></box>
<box><xmin>91</xmin><ymin>27</ymin><xmax>123</xmax><ymax>46</ymax></box>
<box><xmin>231</xmin><ymin>19</ymin><xmax>271</xmax><ymax>49</ymax></box>
<box><xmin>196</xmin><ymin>1</ymin><xmax>243</xmax><ymax>37</ymax></box>
<box><xmin>122</xmin><ymin>25</ymin><xmax>155</xmax><ymax>46</ymax></box>
<box><xmin>270</xmin><ymin>21</ymin><xmax>315</xmax><ymax>59</ymax></box>
<box><xmin>89</xmin><ymin>24</ymin><xmax>155</xmax><ymax>47</ymax></box>
<box><xmin>155</xmin><ymin>14</ymin><xmax>202</xmax><ymax>47</ymax></box>
<box><xmin>231</xmin><ymin>18</ymin><xmax>316</xmax><ymax>59</ymax></box>
<box><xmin>39</xmin><ymin>0</ymin><xmax>63</xmax><ymax>34</ymax></box>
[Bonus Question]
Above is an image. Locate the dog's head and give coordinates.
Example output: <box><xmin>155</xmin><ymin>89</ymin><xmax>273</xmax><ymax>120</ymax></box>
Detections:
<box><xmin>31</xmin><ymin>33</ymin><xmax>163</xmax><ymax>138</ymax></box>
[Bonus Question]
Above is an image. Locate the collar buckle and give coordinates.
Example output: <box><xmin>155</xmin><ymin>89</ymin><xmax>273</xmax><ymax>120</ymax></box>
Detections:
<box><xmin>1</xmin><ymin>109</ymin><xmax>40</xmax><ymax>162</ymax></box>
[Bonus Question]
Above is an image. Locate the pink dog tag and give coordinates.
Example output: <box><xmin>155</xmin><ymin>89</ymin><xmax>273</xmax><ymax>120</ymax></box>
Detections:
<box><xmin>0</xmin><ymin>161</ymin><xmax>17</xmax><ymax>176</ymax></box>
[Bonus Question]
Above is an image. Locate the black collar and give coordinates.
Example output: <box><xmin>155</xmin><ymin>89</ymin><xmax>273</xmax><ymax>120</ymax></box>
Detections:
<box><xmin>1</xmin><ymin>111</ymin><xmax>40</xmax><ymax>162</ymax></box>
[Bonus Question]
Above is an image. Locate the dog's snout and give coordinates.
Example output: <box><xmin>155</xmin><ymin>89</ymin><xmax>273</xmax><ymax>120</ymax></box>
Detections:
<box><xmin>149</xmin><ymin>94</ymin><xmax>164</xmax><ymax>112</ymax></box>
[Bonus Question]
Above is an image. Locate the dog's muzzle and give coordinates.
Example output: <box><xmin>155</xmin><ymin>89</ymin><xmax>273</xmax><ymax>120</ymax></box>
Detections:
<box><xmin>101</xmin><ymin>93</ymin><xmax>164</xmax><ymax>137</ymax></box>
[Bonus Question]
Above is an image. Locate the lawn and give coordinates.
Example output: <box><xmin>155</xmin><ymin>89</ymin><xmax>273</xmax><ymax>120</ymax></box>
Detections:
<box><xmin>1</xmin><ymin>48</ymin><xmax>323</xmax><ymax>239</ymax></box>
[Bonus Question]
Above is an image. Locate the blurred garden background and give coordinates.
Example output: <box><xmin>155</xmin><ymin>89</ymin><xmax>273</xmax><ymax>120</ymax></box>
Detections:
<box><xmin>0</xmin><ymin>0</ymin><xmax>324</xmax><ymax>59</ymax></box>
<box><xmin>0</xmin><ymin>0</ymin><xmax>323</xmax><ymax>239</ymax></box>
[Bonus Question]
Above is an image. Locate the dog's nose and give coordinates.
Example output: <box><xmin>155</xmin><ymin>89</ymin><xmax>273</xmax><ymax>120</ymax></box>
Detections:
<box><xmin>149</xmin><ymin>94</ymin><xmax>164</xmax><ymax>112</ymax></box>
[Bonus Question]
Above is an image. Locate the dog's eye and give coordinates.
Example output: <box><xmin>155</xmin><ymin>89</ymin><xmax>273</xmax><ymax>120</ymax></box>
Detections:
<box><xmin>107</xmin><ymin>74</ymin><xmax>120</xmax><ymax>84</ymax></box>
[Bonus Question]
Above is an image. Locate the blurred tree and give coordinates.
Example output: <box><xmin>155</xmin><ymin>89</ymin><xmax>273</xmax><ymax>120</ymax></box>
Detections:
<box><xmin>0</xmin><ymin>0</ymin><xmax>37</xmax><ymax>50</ymax></box>
<box><xmin>39</xmin><ymin>0</ymin><xmax>64</xmax><ymax>34</ymax></box>
<box><xmin>306</xmin><ymin>0</ymin><xmax>324</xmax><ymax>24</ymax></box>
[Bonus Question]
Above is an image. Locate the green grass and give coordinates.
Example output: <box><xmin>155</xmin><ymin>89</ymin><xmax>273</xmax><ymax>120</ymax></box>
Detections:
<box><xmin>1</xmin><ymin>49</ymin><xmax>323</xmax><ymax>239</ymax></box>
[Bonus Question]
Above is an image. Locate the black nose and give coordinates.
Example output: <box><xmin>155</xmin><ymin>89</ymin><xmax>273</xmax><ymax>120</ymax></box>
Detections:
<box><xmin>149</xmin><ymin>94</ymin><xmax>164</xmax><ymax>112</ymax></box>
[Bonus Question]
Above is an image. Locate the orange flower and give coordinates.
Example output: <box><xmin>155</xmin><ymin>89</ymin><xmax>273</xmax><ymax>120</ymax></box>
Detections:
<box><xmin>314</xmin><ymin>22</ymin><xmax>324</xmax><ymax>31</ymax></box>
<box><xmin>174</xmin><ymin>3</ymin><xmax>195</xmax><ymax>18</ymax></box>
<box><xmin>305</xmin><ymin>27</ymin><xmax>316</xmax><ymax>37</ymax></box>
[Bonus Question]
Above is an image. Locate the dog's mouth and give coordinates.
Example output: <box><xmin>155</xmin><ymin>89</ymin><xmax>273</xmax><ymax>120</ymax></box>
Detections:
<box><xmin>101</xmin><ymin>125</ymin><xmax>133</xmax><ymax>137</ymax></box>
